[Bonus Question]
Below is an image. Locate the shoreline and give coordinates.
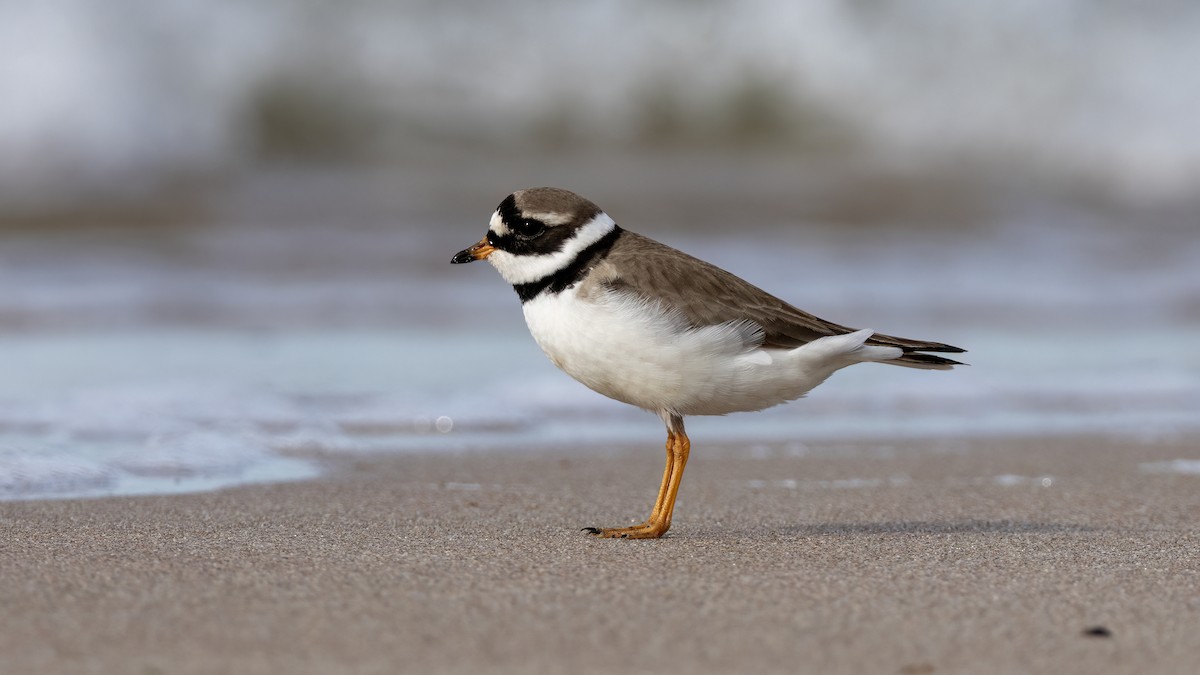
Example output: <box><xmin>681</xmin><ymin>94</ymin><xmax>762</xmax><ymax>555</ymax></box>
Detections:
<box><xmin>3</xmin><ymin>433</ymin><xmax>1199</xmax><ymax>674</ymax></box>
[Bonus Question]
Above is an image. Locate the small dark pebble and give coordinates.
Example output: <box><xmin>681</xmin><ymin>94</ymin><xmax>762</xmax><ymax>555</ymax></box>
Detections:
<box><xmin>1083</xmin><ymin>625</ymin><xmax>1112</xmax><ymax>638</ymax></box>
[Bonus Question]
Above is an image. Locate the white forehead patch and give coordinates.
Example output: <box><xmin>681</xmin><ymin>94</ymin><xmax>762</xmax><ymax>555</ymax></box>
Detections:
<box><xmin>487</xmin><ymin>212</ymin><xmax>617</xmax><ymax>285</ymax></box>
<box><xmin>488</xmin><ymin>210</ymin><xmax>509</xmax><ymax>236</ymax></box>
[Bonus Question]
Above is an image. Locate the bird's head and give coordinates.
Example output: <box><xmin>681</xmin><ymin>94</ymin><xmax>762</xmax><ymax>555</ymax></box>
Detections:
<box><xmin>451</xmin><ymin>187</ymin><xmax>617</xmax><ymax>286</ymax></box>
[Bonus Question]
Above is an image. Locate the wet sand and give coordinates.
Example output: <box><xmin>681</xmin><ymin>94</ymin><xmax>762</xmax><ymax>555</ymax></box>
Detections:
<box><xmin>3</xmin><ymin>434</ymin><xmax>1199</xmax><ymax>674</ymax></box>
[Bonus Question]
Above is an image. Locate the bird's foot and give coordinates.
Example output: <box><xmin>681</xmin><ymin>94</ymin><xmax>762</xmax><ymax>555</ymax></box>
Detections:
<box><xmin>582</xmin><ymin>521</ymin><xmax>669</xmax><ymax>539</ymax></box>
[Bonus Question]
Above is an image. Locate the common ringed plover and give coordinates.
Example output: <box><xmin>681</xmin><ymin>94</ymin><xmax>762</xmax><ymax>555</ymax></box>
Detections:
<box><xmin>452</xmin><ymin>187</ymin><xmax>965</xmax><ymax>539</ymax></box>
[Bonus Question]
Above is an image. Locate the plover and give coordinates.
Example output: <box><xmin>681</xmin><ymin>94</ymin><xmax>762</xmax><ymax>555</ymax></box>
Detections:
<box><xmin>452</xmin><ymin>187</ymin><xmax>965</xmax><ymax>538</ymax></box>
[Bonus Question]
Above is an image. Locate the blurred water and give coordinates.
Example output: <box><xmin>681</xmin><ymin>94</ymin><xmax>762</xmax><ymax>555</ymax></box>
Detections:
<box><xmin>2</xmin><ymin>194</ymin><xmax>1197</xmax><ymax>500</ymax></box>
<box><xmin>3</xmin><ymin>1</ymin><xmax>1200</xmax><ymax>205</ymax></box>
<box><xmin>3</xmin><ymin>2</ymin><xmax>1199</xmax><ymax>499</ymax></box>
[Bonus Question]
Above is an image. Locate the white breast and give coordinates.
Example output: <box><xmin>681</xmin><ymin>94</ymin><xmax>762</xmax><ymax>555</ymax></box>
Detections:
<box><xmin>521</xmin><ymin>287</ymin><xmax>873</xmax><ymax>416</ymax></box>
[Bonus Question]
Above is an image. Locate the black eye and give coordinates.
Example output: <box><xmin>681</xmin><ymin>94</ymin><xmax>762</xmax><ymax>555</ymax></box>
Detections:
<box><xmin>512</xmin><ymin>219</ymin><xmax>545</xmax><ymax>238</ymax></box>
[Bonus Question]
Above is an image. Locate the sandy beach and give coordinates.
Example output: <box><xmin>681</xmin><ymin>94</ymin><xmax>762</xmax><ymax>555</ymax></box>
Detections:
<box><xmin>2</xmin><ymin>433</ymin><xmax>1198</xmax><ymax>675</ymax></box>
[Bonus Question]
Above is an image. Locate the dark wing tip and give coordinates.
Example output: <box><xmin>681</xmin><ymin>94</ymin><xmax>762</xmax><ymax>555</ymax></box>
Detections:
<box><xmin>903</xmin><ymin>343</ymin><xmax>966</xmax><ymax>354</ymax></box>
<box><xmin>900</xmin><ymin>352</ymin><xmax>968</xmax><ymax>367</ymax></box>
<box><xmin>867</xmin><ymin>333</ymin><xmax>967</xmax><ymax>355</ymax></box>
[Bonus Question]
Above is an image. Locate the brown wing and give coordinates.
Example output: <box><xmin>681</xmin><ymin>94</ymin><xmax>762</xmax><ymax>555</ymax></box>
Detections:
<box><xmin>596</xmin><ymin>231</ymin><xmax>966</xmax><ymax>363</ymax></box>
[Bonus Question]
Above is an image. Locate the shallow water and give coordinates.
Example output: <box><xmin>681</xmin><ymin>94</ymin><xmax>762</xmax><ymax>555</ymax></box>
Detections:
<box><xmin>2</xmin><ymin>198</ymin><xmax>1197</xmax><ymax>500</ymax></box>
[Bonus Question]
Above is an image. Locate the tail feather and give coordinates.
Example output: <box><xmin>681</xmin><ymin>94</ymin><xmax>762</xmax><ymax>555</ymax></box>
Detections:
<box><xmin>863</xmin><ymin>330</ymin><xmax>967</xmax><ymax>370</ymax></box>
<box><xmin>886</xmin><ymin>352</ymin><xmax>965</xmax><ymax>370</ymax></box>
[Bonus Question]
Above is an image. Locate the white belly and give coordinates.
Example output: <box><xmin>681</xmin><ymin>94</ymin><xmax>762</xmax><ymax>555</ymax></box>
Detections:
<box><xmin>521</xmin><ymin>288</ymin><xmax>868</xmax><ymax>416</ymax></box>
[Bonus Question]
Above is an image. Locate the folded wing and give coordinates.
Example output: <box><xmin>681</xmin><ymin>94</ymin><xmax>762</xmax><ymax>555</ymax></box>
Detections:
<box><xmin>596</xmin><ymin>231</ymin><xmax>966</xmax><ymax>369</ymax></box>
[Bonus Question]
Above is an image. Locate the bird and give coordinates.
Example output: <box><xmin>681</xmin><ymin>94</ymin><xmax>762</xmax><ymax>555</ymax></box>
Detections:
<box><xmin>451</xmin><ymin>187</ymin><xmax>965</xmax><ymax>539</ymax></box>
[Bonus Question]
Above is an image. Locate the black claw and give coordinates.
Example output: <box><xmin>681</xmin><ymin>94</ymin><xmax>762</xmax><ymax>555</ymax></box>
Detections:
<box><xmin>582</xmin><ymin>527</ymin><xmax>602</xmax><ymax>534</ymax></box>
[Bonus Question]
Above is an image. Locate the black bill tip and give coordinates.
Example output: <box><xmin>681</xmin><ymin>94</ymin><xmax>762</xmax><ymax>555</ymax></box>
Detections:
<box><xmin>451</xmin><ymin>249</ymin><xmax>476</xmax><ymax>264</ymax></box>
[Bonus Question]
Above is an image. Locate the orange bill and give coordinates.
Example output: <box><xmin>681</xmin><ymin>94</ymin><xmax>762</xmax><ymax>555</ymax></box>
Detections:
<box><xmin>450</xmin><ymin>237</ymin><xmax>495</xmax><ymax>264</ymax></box>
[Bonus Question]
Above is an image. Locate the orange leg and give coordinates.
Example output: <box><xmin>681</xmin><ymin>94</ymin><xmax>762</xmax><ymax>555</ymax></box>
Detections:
<box><xmin>647</xmin><ymin>431</ymin><xmax>677</xmax><ymax>522</ymax></box>
<box><xmin>585</xmin><ymin>417</ymin><xmax>690</xmax><ymax>539</ymax></box>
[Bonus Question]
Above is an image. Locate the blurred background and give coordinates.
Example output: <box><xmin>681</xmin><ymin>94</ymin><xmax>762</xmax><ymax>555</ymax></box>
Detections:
<box><xmin>2</xmin><ymin>0</ymin><xmax>1198</xmax><ymax>500</ymax></box>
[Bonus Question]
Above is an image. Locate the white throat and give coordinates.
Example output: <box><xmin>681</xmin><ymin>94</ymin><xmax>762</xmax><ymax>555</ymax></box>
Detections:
<box><xmin>487</xmin><ymin>212</ymin><xmax>617</xmax><ymax>285</ymax></box>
